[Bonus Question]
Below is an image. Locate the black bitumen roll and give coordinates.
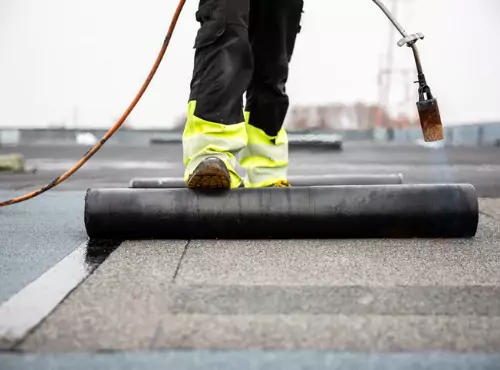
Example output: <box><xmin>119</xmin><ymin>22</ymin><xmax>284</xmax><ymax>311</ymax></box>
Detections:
<box><xmin>129</xmin><ymin>174</ymin><xmax>404</xmax><ymax>188</ymax></box>
<box><xmin>84</xmin><ymin>184</ymin><xmax>478</xmax><ymax>239</ymax></box>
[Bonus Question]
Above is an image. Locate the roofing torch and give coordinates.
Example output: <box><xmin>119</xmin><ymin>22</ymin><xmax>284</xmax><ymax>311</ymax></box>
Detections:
<box><xmin>373</xmin><ymin>0</ymin><xmax>444</xmax><ymax>142</ymax></box>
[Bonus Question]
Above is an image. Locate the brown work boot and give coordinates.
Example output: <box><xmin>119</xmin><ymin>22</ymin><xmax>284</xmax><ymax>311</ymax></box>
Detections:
<box><xmin>186</xmin><ymin>157</ymin><xmax>231</xmax><ymax>190</ymax></box>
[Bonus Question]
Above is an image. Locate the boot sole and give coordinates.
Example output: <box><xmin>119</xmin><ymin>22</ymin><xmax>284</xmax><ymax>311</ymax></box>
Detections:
<box><xmin>187</xmin><ymin>161</ymin><xmax>231</xmax><ymax>190</ymax></box>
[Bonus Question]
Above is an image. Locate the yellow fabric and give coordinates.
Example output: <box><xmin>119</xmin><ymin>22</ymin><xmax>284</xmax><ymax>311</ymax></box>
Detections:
<box><xmin>243</xmin><ymin>117</ymin><xmax>288</xmax><ymax>146</ymax></box>
<box><xmin>240</xmin><ymin>155</ymin><xmax>288</xmax><ymax>169</ymax></box>
<box><xmin>271</xmin><ymin>179</ymin><xmax>291</xmax><ymax>187</ymax></box>
<box><xmin>181</xmin><ymin>104</ymin><xmax>290</xmax><ymax>189</ymax></box>
<box><xmin>182</xmin><ymin>101</ymin><xmax>247</xmax><ymax>188</ymax></box>
<box><xmin>242</xmin><ymin>172</ymin><xmax>288</xmax><ymax>188</ymax></box>
<box><xmin>239</xmin><ymin>111</ymin><xmax>289</xmax><ymax>188</ymax></box>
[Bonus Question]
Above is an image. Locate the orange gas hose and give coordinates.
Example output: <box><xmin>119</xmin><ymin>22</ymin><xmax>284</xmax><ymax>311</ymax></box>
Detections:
<box><xmin>0</xmin><ymin>0</ymin><xmax>186</xmax><ymax>207</ymax></box>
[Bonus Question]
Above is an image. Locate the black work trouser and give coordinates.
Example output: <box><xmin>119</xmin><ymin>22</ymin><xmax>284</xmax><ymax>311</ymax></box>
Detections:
<box><xmin>189</xmin><ymin>0</ymin><xmax>304</xmax><ymax>137</ymax></box>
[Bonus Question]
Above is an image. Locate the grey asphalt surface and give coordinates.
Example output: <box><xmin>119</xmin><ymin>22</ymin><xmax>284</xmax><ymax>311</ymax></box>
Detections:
<box><xmin>17</xmin><ymin>213</ymin><xmax>500</xmax><ymax>353</ymax></box>
<box><xmin>2</xmin><ymin>351</ymin><xmax>500</xmax><ymax>370</ymax></box>
<box><xmin>1</xmin><ymin>142</ymin><xmax>500</xmax><ymax>369</ymax></box>
<box><xmin>0</xmin><ymin>190</ymin><xmax>86</xmax><ymax>304</ymax></box>
<box><xmin>2</xmin><ymin>143</ymin><xmax>500</xmax><ymax>196</ymax></box>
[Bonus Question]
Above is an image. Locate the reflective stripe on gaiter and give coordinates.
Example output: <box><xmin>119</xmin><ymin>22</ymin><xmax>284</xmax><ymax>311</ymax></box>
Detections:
<box><xmin>183</xmin><ymin>101</ymin><xmax>247</xmax><ymax>188</ymax></box>
<box><xmin>239</xmin><ymin>113</ymin><xmax>289</xmax><ymax>187</ymax></box>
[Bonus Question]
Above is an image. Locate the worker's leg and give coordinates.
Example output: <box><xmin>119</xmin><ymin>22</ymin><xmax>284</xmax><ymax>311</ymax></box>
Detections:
<box><xmin>239</xmin><ymin>0</ymin><xmax>304</xmax><ymax>188</ymax></box>
<box><xmin>183</xmin><ymin>0</ymin><xmax>253</xmax><ymax>189</ymax></box>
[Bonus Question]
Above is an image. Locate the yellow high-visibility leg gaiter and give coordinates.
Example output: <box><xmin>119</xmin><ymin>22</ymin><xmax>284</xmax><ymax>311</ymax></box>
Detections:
<box><xmin>183</xmin><ymin>101</ymin><xmax>247</xmax><ymax>188</ymax></box>
<box><xmin>239</xmin><ymin>111</ymin><xmax>289</xmax><ymax>188</ymax></box>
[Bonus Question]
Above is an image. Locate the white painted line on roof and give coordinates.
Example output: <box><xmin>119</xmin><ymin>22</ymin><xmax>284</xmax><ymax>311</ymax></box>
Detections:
<box><xmin>0</xmin><ymin>242</ymin><xmax>92</xmax><ymax>348</ymax></box>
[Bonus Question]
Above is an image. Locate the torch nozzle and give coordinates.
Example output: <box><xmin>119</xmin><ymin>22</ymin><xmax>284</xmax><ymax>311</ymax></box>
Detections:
<box><xmin>415</xmin><ymin>74</ymin><xmax>443</xmax><ymax>142</ymax></box>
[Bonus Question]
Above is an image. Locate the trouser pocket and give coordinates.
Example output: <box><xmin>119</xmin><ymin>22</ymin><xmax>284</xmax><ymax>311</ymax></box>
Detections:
<box><xmin>189</xmin><ymin>0</ymin><xmax>253</xmax><ymax>126</ymax></box>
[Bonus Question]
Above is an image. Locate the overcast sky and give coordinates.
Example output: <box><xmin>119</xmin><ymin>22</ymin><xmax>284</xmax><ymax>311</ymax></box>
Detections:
<box><xmin>1</xmin><ymin>0</ymin><xmax>499</xmax><ymax>129</ymax></box>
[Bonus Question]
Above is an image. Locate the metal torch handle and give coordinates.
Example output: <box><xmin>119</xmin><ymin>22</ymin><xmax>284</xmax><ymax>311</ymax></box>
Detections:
<box><xmin>372</xmin><ymin>0</ymin><xmax>408</xmax><ymax>39</ymax></box>
<box><xmin>372</xmin><ymin>0</ymin><xmax>425</xmax><ymax>77</ymax></box>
